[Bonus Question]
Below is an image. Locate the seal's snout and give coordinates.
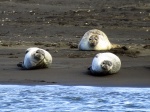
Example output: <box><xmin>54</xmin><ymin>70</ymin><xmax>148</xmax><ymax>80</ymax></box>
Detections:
<box><xmin>89</xmin><ymin>35</ymin><xmax>99</xmax><ymax>47</ymax></box>
<box><xmin>101</xmin><ymin>60</ymin><xmax>112</xmax><ymax>71</ymax></box>
<box><xmin>34</xmin><ymin>50</ymin><xmax>45</xmax><ymax>60</ymax></box>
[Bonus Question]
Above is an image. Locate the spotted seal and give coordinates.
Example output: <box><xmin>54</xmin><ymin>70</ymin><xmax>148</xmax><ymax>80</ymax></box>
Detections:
<box><xmin>88</xmin><ymin>52</ymin><xmax>121</xmax><ymax>75</ymax></box>
<box><xmin>17</xmin><ymin>47</ymin><xmax>52</xmax><ymax>69</ymax></box>
<box><xmin>79</xmin><ymin>29</ymin><xmax>119</xmax><ymax>50</ymax></box>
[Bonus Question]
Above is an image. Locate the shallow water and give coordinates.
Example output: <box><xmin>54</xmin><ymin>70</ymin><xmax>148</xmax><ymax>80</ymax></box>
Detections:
<box><xmin>0</xmin><ymin>85</ymin><xmax>150</xmax><ymax>112</ymax></box>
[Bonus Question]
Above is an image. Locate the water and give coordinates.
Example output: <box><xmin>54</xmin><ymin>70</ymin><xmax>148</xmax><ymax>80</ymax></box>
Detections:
<box><xmin>0</xmin><ymin>85</ymin><xmax>150</xmax><ymax>112</ymax></box>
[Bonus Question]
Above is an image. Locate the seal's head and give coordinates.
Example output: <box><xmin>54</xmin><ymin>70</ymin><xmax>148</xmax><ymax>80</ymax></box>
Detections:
<box><xmin>101</xmin><ymin>60</ymin><xmax>113</xmax><ymax>72</ymax></box>
<box><xmin>88</xmin><ymin>35</ymin><xmax>99</xmax><ymax>47</ymax></box>
<box><xmin>33</xmin><ymin>49</ymin><xmax>45</xmax><ymax>61</ymax></box>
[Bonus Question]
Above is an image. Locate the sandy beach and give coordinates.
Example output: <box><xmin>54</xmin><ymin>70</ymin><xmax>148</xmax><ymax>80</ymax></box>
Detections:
<box><xmin>0</xmin><ymin>0</ymin><xmax>150</xmax><ymax>87</ymax></box>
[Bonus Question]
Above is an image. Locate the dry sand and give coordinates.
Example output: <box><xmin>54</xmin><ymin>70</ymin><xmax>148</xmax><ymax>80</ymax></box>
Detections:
<box><xmin>0</xmin><ymin>0</ymin><xmax>150</xmax><ymax>87</ymax></box>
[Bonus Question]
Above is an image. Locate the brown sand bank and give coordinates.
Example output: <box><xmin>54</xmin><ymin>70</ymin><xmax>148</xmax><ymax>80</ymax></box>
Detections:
<box><xmin>0</xmin><ymin>0</ymin><xmax>150</xmax><ymax>87</ymax></box>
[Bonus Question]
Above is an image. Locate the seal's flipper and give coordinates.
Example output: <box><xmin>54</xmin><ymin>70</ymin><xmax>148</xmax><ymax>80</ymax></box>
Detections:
<box><xmin>17</xmin><ymin>62</ymin><xmax>23</xmax><ymax>68</ymax></box>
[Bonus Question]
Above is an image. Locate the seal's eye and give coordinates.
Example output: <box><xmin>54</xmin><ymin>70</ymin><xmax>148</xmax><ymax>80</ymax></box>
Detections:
<box><xmin>102</xmin><ymin>62</ymin><xmax>105</xmax><ymax>65</ymax></box>
<box><xmin>95</xmin><ymin>55</ymin><xmax>98</xmax><ymax>58</ymax></box>
<box><xmin>25</xmin><ymin>50</ymin><xmax>29</xmax><ymax>54</ymax></box>
<box><xmin>36</xmin><ymin>50</ymin><xmax>39</xmax><ymax>53</ymax></box>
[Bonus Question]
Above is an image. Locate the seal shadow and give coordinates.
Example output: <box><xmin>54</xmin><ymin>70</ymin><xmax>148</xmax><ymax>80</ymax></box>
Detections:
<box><xmin>85</xmin><ymin>67</ymin><xmax>113</xmax><ymax>77</ymax></box>
<box><xmin>16</xmin><ymin>62</ymin><xmax>49</xmax><ymax>70</ymax></box>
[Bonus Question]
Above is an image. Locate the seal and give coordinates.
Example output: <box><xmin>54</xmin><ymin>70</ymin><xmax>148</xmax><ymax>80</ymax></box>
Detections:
<box><xmin>78</xmin><ymin>29</ymin><xmax>120</xmax><ymax>50</ymax></box>
<box><xmin>88</xmin><ymin>52</ymin><xmax>121</xmax><ymax>75</ymax></box>
<box><xmin>17</xmin><ymin>47</ymin><xmax>52</xmax><ymax>69</ymax></box>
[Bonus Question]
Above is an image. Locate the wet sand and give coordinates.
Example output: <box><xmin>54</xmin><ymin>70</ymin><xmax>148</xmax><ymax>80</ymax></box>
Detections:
<box><xmin>0</xmin><ymin>0</ymin><xmax>150</xmax><ymax>87</ymax></box>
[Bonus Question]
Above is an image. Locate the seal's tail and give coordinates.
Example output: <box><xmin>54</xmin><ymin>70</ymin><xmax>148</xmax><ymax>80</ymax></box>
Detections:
<box><xmin>111</xmin><ymin>43</ymin><xmax>122</xmax><ymax>49</ymax></box>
